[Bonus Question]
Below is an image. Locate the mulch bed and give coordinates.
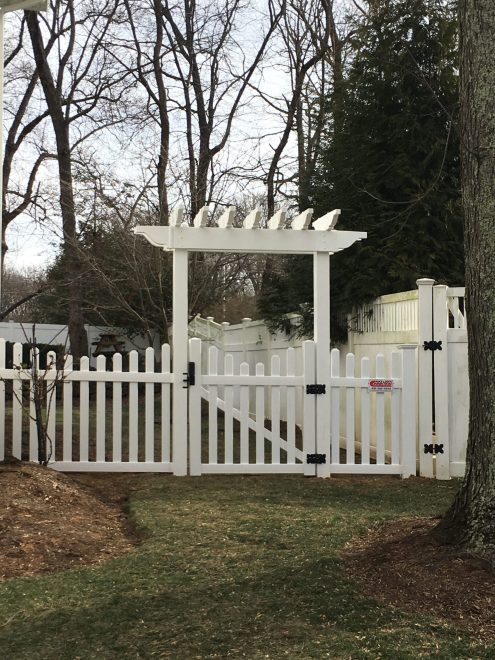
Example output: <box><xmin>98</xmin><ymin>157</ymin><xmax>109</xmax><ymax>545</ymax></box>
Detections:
<box><xmin>342</xmin><ymin>516</ymin><xmax>495</xmax><ymax>641</ymax></box>
<box><xmin>0</xmin><ymin>458</ymin><xmax>139</xmax><ymax>580</ymax></box>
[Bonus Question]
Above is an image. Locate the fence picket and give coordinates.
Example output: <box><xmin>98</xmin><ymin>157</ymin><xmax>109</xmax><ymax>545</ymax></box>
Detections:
<box><xmin>360</xmin><ymin>357</ymin><xmax>370</xmax><ymax>465</ymax></box>
<box><xmin>145</xmin><ymin>347</ymin><xmax>155</xmax><ymax>462</ymax></box>
<box><xmin>286</xmin><ymin>348</ymin><xmax>296</xmax><ymax>464</ymax></box>
<box><xmin>208</xmin><ymin>346</ymin><xmax>218</xmax><ymax>464</ymax></box>
<box><xmin>331</xmin><ymin>348</ymin><xmax>340</xmax><ymax>465</ymax></box>
<box><xmin>0</xmin><ymin>340</ymin><xmax>5</xmax><ymax>461</ymax></box>
<box><xmin>346</xmin><ymin>353</ymin><xmax>355</xmax><ymax>465</ymax></box>
<box><xmin>96</xmin><ymin>355</ymin><xmax>106</xmax><ymax>462</ymax></box>
<box><xmin>113</xmin><ymin>353</ymin><xmax>122</xmax><ymax>462</ymax></box>
<box><xmin>12</xmin><ymin>343</ymin><xmax>23</xmax><ymax>459</ymax></box>
<box><xmin>161</xmin><ymin>344</ymin><xmax>171</xmax><ymax>463</ymax></box>
<box><xmin>46</xmin><ymin>351</ymin><xmax>57</xmax><ymax>463</ymax></box>
<box><xmin>128</xmin><ymin>351</ymin><xmax>139</xmax><ymax>462</ymax></box>
<box><xmin>63</xmin><ymin>355</ymin><xmax>73</xmax><ymax>462</ymax></box>
<box><xmin>270</xmin><ymin>355</ymin><xmax>281</xmax><ymax>464</ymax></box>
<box><xmin>391</xmin><ymin>352</ymin><xmax>401</xmax><ymax>465</ymax></box>
<box><xmin>29</xmin><ymin>347</ymin><xmax>39</xmax><ymax>462</ymax></box>
<box><xmin>240</xmin><ymin>362</ymin><xmax>250</xmax><ymax>464</ymax></box>
<box><xmin>80</xmin><ymin>357</ymin><xmax>90</xmax><ymax>461</ymax></box>
<box><xmin>224</xmin><ymin>354</ymin><xmax>234</xmax><ymax>463</ymax></box>
<box><xmin>375</xmin><ymin>354</ymin><xmax>385</xmax><ymax>465</ymax></box>
<box><xmin>255</xmin><ymin>362</ymin><xmax>265</xmax><ymax>464</ymax></box>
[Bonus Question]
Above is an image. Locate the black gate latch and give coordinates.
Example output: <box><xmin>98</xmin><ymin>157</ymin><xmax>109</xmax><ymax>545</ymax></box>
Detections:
<box><xmin>424</xmin><ymin>443</ymin><xmax>444</xmax><ymax>454</ymax></box>
<box><xmin>183</xmin><ymin>362</ymin><xmax>196</xmax><ymax>388</ymax></box>
<box><xmin>306</xmin><ymin>453</ymin><xmax>326</xmax><ymax>464</ymax></box>
<box><xmin>306</xmin><ymin>384</ymin><xmax>326</xmax><ymax>395</ymax></box>
<box><xmin>423</xmin><ymin>340</ymin><xmax>442</xmax><ymax>351</ymax></box>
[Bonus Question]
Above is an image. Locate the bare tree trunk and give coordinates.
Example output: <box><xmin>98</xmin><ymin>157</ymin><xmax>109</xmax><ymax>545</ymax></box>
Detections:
<box><xmin>26</xmin><ymin>10</ymin><xmax>87</xmax><ymax>359</ymax></box>
<box><xmin>435</xmin><ymin>0</ymin><xmax>495</xmax><ymax>564</ymax></box>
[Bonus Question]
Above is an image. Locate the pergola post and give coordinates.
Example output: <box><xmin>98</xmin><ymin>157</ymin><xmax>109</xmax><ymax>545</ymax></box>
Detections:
<box><xmin>172</xmin><ymin>248</ymin><xmax>189</xmax><ymax>476</ymax></box>
<box><xmin>313</xmin><ymin>252</ymin><xmax>331</xmax><ymax>477</ymax></box>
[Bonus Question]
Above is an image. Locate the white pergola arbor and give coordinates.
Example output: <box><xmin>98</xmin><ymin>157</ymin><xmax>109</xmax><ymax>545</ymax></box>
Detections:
<box><xmin>134</xmin><ymin>207</ymin><xmax>366</xmax><ymax>476</ymax></box>
<box><xmin>0</xmin><ymin>0</ymin><xmax>47</xmax><ymax>305</ymax></box>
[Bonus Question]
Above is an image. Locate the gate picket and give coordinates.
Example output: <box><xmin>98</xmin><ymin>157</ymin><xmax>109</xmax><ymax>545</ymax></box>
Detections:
<box><xmin>208</xmin><ymin>346</ymin><xmax>218</xmax><ymax>464</ymax></box>
<box><xmin>391</xmin><ymin>352</ymin><xmax>401</xmax><ymax>465</ymax></box>
<box><xmin>286</xmin><ymin>349</ymin><xmax>296</xmax><ymax>464</ymax></box>
<box><xmin>224</xmin><ymin>353</ymin><xmax>234</xmax><ymax>464</ymax></box>
<box><xmin>255</xmin><ymin>362</ymin><xmax>265</xmax><ymax>464</ymax></box>
<box><xmin>239</xmin><ymin>362</ymin><xmax>250</xmax><ymax>464</ymax></box>
<box><xmin>330</xmin><ymin>348</ymin><xmax>340</xmax><ymax>466</ymax></box>
<box><xmin>270</xmin><ymin>355</ymin><xmax>281</xmax><ymax>464</ymax></box>
<box><xmin>375</xmin><ymin>354</ymin><xmax>385</xmax><ymax>465</ymax></box>
<box><xmin>360</xmin><ymin>357</ymin><xmax>371</xmax><ymax>465</ymax></box>
<box><xmin>346</xmin><ymin>353</ymin><xmax>355</xmax><ymax>465</ymax></box>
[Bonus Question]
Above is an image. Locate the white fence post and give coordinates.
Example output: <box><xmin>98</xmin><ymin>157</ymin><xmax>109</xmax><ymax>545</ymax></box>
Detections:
<box><xmin>417</xmin><ymin>278</ymin><xmax>435</xmax><ymax>477</ymax></box>
<box><xmin>313</xmin><ymin>252</ymin><xmax>331</xmax><ymax>478</ymax></box>
<box><xmin>172</xmin><ymin>248</ymin><xmax>189</xmax><ymax>476</ymax></box>
<box><xmin>399</xmin><ymin>344</ymin><xmax>417</xmax><ymax>478</ymax></box>
<box><xmin>433</xmin><ymin>285</ymin><xmax>450</xmax><ymax>479</ymax></box>
<box><xmin>303</xmin><ymin>340</ymin><xmax>316</xmax><ymax>476</ymax></box>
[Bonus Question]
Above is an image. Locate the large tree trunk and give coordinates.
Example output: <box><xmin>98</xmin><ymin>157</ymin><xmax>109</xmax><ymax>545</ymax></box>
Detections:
<box><xmin>26</xmin><ymin>11</ymin><xmax>87</xmax><ymax>360</ymax></box>
<box><xmin>436</xmin><ymin>0</ymin><xmax>495</xmax><ymax>563</ymax></box>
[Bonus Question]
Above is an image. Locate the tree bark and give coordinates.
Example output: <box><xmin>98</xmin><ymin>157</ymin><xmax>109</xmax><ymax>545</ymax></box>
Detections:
<box><xmin>436</xmin><ymin>0</ymin><xmax>495</xmax><ymax>563</ymax></box>
<box><xmin>26</xmin><ymin>10</ymin><xmax>88</xmax><ymax>360</ymax></box>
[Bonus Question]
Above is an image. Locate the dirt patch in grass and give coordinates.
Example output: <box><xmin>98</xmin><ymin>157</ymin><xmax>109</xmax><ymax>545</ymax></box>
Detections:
<box><xmin>0</xmin><ymin>458</ymin><xmax>140</xmax><ymax>580</ymax></box>
<box><xmin>342</xmin><ymin>516</ymin><xmax>495</xmax><ymax>642</ymax></box>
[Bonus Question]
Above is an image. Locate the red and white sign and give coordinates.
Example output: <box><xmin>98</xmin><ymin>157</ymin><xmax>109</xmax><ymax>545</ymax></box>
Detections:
<box><xmin>368</xmin><ymin>379</ymin><xmax>394</xmax><ymax>392</ymax></box>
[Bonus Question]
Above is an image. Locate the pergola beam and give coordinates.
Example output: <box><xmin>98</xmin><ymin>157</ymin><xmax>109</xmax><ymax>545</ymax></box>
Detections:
<box><xmin>133</xmin><ymin>225</ymin><xmax>366</xmax><ymax>254</ymax></box>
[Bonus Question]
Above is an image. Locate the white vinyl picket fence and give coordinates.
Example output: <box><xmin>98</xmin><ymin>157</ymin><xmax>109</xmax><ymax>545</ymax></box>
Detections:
<box><xmin>0</xmin><ymin>340</ymin><xmax>173</xmax><ymax>472</ymax></box>
<box><xmin>0</xmin><ymin>336</ymin><xmax>417</xmax><ymax>477</ymax></box>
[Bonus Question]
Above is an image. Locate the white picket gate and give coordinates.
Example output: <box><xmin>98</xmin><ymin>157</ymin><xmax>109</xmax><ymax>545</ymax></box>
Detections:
<box><xmin>418</xmin><ymin>280</ymin><xmax>468</xmax><ymax>479</ymax></box>
<box><xmin>186</xmin><ymin>337</ymin><xmax>417</xmax><ymax>477</ymax></box>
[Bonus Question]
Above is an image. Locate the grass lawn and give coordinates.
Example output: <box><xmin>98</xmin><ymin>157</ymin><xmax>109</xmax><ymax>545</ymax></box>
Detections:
<box><xmin>0</xmin><ymin>475</ymin><xmax>492</xmax><ymax>659</ymax></box>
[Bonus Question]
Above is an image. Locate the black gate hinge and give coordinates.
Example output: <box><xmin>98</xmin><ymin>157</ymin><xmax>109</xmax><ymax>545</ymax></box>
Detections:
<box><xmin>423</xmin><ymin>340</ymin><xmax>442</xmax><ymax>351</ymax></box>
<box><xmin>306</xmin><ymin>384</ymin><xmax>326</xmax><ymax>395</ymax></box>
<box><xmin>306</xmin><ymin>453</ymin><xmax>326</xmax><ymax>464</ymax></box>
<box><xmin>183</xmin><ymin>362</ymin><xmax>196</xmax><ymax>388</ymax></box>
<box><xmin>424</xmin><ymin>443</ymin><xmax>444</xmax><ymax>455</ymax></box>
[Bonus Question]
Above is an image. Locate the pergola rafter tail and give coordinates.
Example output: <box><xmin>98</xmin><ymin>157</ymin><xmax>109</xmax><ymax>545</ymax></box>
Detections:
<box><xmin>133</xmin><ymin>207</ymin><xmax>367</xmax><ymax>254</ymax></box>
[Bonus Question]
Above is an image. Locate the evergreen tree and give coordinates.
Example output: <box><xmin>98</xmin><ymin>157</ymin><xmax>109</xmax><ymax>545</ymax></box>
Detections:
<box><xmin>260</xmin><ymin>0</ymin><xmax>463</xmax><ymax>340</ymax></box>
